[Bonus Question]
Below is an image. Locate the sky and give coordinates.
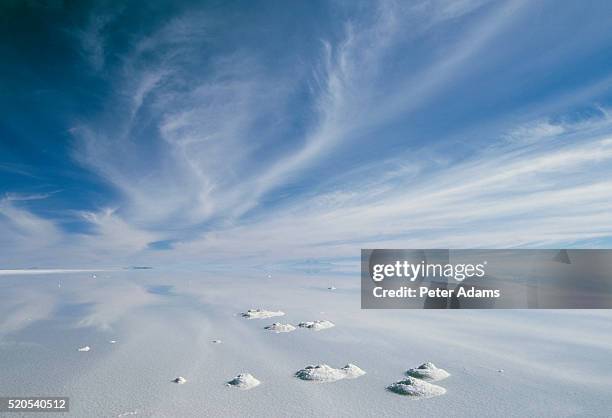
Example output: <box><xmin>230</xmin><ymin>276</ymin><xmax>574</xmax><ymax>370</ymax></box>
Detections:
<box><xmin>1</xmin><ymin>0</ymin><xmax>612</xmax><ymax>271</ymax></box>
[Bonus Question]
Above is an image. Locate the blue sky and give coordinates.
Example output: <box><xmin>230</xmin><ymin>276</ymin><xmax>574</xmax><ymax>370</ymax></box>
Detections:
<box><xmin>2</xmin><ymin>0</ymin><xmax>612</xmax><ymax>269</ymax></box>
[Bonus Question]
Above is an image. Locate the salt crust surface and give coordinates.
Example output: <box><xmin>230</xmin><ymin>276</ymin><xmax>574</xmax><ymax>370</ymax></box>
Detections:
<box><xmin>241</xmin><ymin>309</ymin><xmax>285</xmax><ymax>319</ymax></box>
<box><xmin>172</xmin><ymin>376</ymin><xmax>187</xmax><ymax>384</ymax></box>
<box><xmin>295</xmin><ymin>364</ymin><xmax>366</xmax><ymax>382</ymax></box>
<box><xmin>406</xmin><ymin>362</ymin><xmax>450</xmax><ymax>381</ymax></box>
<box><xmin>264</xmin><ymin>322</ymin><xmax>296</xmax><ymax>333</ymax></box>
<box><xmin>298</xmin><ymin>320</ymin><xmax>335</xmax><ymax>331</ymax></box>
<box><xmin>387</xmin><ymin>376</ymin><xmax>446</xmax><ymax>398</ymax></box>
<box><xmin>226</xmin><ymin>373</ymin><xmax>261</xmax><ymax>390</ymax></box>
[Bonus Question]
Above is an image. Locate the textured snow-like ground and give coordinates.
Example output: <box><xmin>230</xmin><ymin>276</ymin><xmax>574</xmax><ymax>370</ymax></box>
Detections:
<box><xmin>0</xmin><ymin>270</ymin><xmax>611</xmax><ymax>417</ymax></box>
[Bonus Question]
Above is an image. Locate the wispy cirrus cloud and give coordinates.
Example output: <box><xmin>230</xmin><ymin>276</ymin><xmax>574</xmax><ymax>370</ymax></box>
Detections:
<box><xmin>163</xmin><ymin>116</ymin><xmax>612</xmax><ymax>267</ymax></box>
<box><xmin>71</xmin><ymin>0</ymin><xmax>510</xmax><ymax>229</ymax></box>
<box><xmin>0</xmin><ymin>197</ymin><xmax>158</xmax><ymax>267</ymax></box>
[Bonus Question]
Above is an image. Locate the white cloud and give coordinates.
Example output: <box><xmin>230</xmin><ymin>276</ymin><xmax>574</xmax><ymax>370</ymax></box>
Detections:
<box><xmin>0</xmin><ymin>198</ymin><xmax>157</xmax><ymax>267</ymax></box>
<box><xmin>70</xmin><ymin>0</ymin><xmax>525</xmax><ymax>229</ymax></box>
<box><xmin>77</xmin><ymin>10</ymin><xmax>117</xmax><ymax>72</ymax></box>
<box><xmin>0</xmin><ymin>198</ymin><xmax>63</xmax><ymax>254</ymax></box>
<box><xmin>166</xmin><ymin>123</ymin><xmax>612</xmax><ymax>266</ymax></box>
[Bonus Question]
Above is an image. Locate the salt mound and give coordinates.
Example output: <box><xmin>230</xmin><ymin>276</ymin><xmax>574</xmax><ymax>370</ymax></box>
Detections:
<box><xmin>298</xmin><ymin>320</ymin><xmax>335</xmax><ymax>331</ymax></box>
<box><xmin>241</xmin><ymin>309</ymin><xmax>285</xmax><ymax>319</ymax></box>
<box><xmin>226</xmin><ymin>373</ymin><xmax>261</xmax><ymax>390</ymax></box>
<box><xmin>295</xmin><ymin>363</ymin><xmax>365</xmax><ymax>382</ymax></box>
<box><xmin>77</xmin><ymin>346</ymin><xmax>90</xmax><ymax>352</ymax></box>
<box><xmin>172</xmin><ymin>376</ymin><xmax>187</xmax><ymax>384</ymax></box>
<box><xmin>406</xmin><ymin>362</ymin><xmax>450</xmax><ymax>381</ymax></box>
<box><xmin>387</xmin><ymin>376</ymin><xmax>446</xmax><ymax>398</ymax></box>
<box><xmin>264</xmin><ymin>322</ymin><xmax>296</xmax><ymax>333</ymax></box>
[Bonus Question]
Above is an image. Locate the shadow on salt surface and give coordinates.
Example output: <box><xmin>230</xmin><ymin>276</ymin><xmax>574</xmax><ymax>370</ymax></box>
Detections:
<box><xmin>54</xmin><ymin>302</ymin><xmax>94</xmax><ymax>318</ymax></box>
<box><xmin>145</xmin><ymin>285</ymin><xmax>175</xmax><ymax>296</ymax></box>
